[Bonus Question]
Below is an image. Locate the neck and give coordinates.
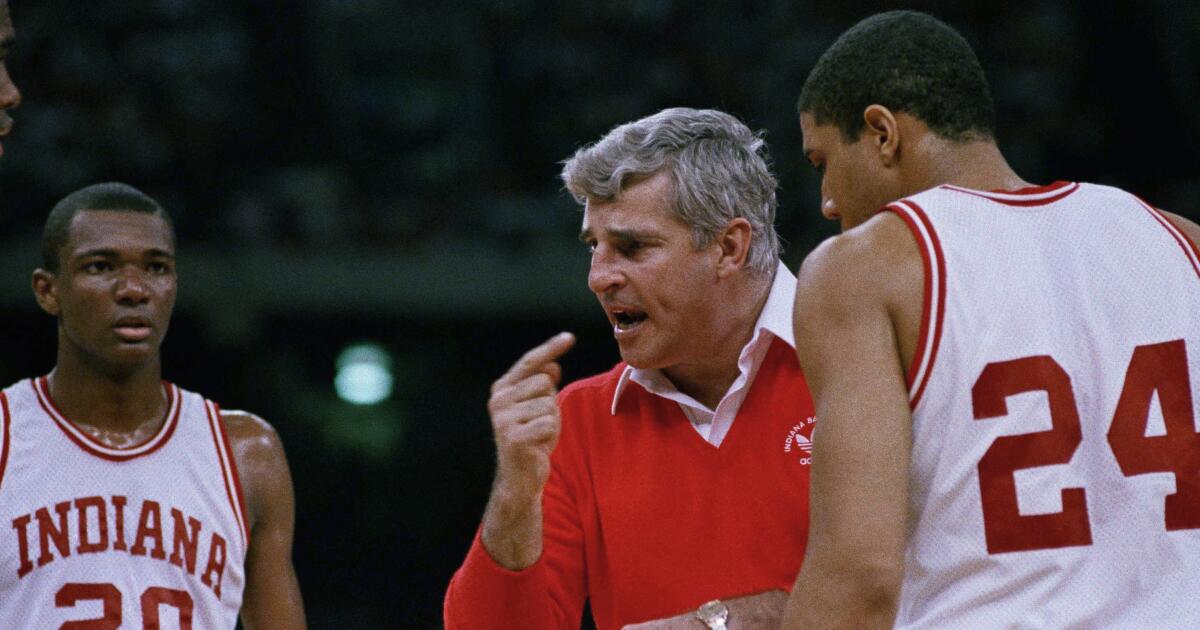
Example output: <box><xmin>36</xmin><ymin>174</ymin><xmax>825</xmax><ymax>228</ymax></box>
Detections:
<box><xmin>48</xmin><ymin>349</ymin><xmax>166</xmax><ymax>435</ymax></box>
<box><xmin>663</xmin><ymin>269</ymin><xmax>774</xmax><ymax>409</ymax></box>
<box><xmin>909</xmin><ymin>135</ymin><xmax>1032</xmax><ymax>194</ymax></box>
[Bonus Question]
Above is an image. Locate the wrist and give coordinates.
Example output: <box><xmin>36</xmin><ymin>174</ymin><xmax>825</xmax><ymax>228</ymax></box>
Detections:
<box><xmin>481</xmin><ymin>479</ymin><xmax>544</xmax><ymax>570</ymax></box>
<box><xmin>490</xmin><ymin>474</ymin><xmax>544</xmax><ymax>514</ymax></box>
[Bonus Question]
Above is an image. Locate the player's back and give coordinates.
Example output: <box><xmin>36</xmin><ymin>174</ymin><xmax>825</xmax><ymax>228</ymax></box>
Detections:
<box><xmin>887</xmin><ymin>181</ymin><xmax>1200</xmax><ymax>628</ymax></box>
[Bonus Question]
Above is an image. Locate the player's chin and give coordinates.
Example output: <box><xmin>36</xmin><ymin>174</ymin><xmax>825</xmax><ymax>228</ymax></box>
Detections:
<box><xmin>105</xmin><ymin>341</ymin><xmax>160</xmax><ymax>368</ymax></box>
<box><xmin>840</xmin><ymin>215</ymin><xmax>868</xmax><ymax>232</ymax></box>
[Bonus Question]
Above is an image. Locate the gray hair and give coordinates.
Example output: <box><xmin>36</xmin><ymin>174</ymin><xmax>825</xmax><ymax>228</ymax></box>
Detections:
<box><xmin>561</xmin><ymin>107</ymin><xmax>781</xmax><ymax>276</ymax></box>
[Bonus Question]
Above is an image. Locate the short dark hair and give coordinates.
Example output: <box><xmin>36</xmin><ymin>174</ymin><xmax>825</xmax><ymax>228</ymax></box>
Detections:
<box><xmin>798</xmin><ymin>10</ymin><xmax>996</xmax><ymax>143</ymax></box>
<box><xmin>42</xmin><ymin>182</ymin><xmax>175</xmax><ymax>272</ymax></box>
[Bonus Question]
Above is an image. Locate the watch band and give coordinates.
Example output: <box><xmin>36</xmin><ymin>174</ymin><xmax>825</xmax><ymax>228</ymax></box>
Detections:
<box><xmin>696</xmin><ymin>599</ymin><xmax>729</xmax><ymax>630</ymax></box>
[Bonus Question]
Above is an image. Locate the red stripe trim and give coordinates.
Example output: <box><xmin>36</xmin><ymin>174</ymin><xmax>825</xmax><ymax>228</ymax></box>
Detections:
<box><xmin>0</xmin><ymin>392</ymin><xmax>11</xmax><ymax>495</ymax></box>
<box><xmin>893</xmin><ymin>200</ymin><xmax>948</xmax><ymax>409</ymax></box>
<box><xmin>205</xmin><ymin>401</ymin><xmax>250</xmax><ymax>548</ymax></box>
<box><xmin>1138</xmin><ymin>201</ymin><xmax>1200</xmax><ymax>282</ymax></box>
<box><xmin>941</xmin><ymin>181</ymin><xmax>1079</xmax><ymax>207</ymax></box>
<box><xmin>907</xmin><ymin>201</ymin><xmax>948</xmax><ymax>409</ymax></box>
<box><xmin>886</xmin><ymin>203</ymin><xmax>933</xmax><ymax>391</ymax></box>
<box><xmin>990</xmin><ymin>181</ymin><xmax>1073</xmax><ymax>196</ymax></box>
<box><xmin>34</xmin><ymin>377</ymin><xmax>181</xmax><ymax>462</ymax></box>
<box><xmin>214</xmin><ymin>404</ymin><xmax>251</xmax><ymax>547</ymax></box>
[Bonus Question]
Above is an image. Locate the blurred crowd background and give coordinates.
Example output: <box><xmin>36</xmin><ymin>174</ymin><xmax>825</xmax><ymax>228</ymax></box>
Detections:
<box><xmin>0</xmin><ymin>0</ymin><xmax>1196</xmax><ymax>627</ymax></box>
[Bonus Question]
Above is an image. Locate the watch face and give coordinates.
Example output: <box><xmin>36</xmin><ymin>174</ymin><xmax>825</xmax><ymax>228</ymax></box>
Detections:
<box><xmin>697</xmin><ymin>600</ymin><xmax>729</xmax><ymax>623</ymax></box>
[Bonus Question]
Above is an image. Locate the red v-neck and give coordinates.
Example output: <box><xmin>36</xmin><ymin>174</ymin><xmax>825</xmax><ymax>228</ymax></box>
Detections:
<box><xmin>655</xmin><ymin>339</ymin><xmax>796</xmax><ymax>458</ymax></box>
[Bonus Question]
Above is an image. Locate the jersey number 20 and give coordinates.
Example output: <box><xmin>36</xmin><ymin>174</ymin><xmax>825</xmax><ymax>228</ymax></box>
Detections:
<box><xmin>56</xmin><ymin>582</ymin><xmax>193</xmax><ymax>629</ymax></box>
<box><xmin>973</xmin><ymin>339</ymin><xmax>1198</xmax><ymax>554</ymax></box>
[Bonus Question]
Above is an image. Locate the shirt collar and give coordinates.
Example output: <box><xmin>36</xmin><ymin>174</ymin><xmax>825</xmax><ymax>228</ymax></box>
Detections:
<box><xmin>610</xmin><ymin>261</ymin><xmax>797</xmax><ymax>415</ymax></box>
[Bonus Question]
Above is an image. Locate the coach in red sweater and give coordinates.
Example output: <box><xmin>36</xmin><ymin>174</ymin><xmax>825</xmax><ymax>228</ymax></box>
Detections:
<box><xmin>445</xmin><ymin>108</ymin><xmax>815</xmax><ymax>629</ymax></box>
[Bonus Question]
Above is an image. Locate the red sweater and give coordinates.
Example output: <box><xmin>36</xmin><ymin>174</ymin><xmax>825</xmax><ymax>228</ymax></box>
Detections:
<box><xmin>444</xmin><ymin>338</ymin><xmax>815</xmax><ymax>629</ymax></box>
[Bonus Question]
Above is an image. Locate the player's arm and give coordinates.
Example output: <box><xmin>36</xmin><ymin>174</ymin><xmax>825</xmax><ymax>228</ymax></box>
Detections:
<box><xmin>781</xmin><ymin>214</ymin><xmax>921</xmax><ymax>629</ymax></box>
<box><xmin>222</xmin><ymin>411</ymin><xmax>307</xmax><ymax>629</ymax></box>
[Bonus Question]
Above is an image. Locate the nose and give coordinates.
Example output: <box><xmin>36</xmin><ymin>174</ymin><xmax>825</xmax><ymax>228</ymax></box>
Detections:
<box><xmin>821</xmin><ymin>197</ymin><xmax>839</xmax><ymax>221</ymax></box>
<box><xmin>0</xmin><ymin>64</ymin><xmax>20</xmax><ymax>113</ymax></box>
<box><xmin>587</xmin><ymin>246</ymin><xmax>625</xmax><ymax>295</ymax></box>
<box><xmin>114</xmin><ymin>268</ymin><xmax>151</xmax><ymax>305</ymax></box>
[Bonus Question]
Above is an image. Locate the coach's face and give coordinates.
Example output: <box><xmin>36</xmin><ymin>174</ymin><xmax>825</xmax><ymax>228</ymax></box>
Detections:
<box><xmin>33</xmin><ymin>210</ymin><xmax>177</xmax><ymax>375</ymax></box>
<box><xmin>582</xmin><ymin>170</ymin><xmax>724</xmax><ymax>371</ymax></box>
<box><xmin>800</xmin><ymin>111</ymin><xmax>900</xmax><ymax>231</ymax></box>
<box><xmin>0</xmin><ymin>0</ymin><xmax>21</xmax><ymax>156</ymax></box>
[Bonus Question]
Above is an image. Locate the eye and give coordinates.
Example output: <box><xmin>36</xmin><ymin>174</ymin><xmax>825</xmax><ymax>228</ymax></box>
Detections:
<box><xmin>83</xmin><ymin>261</ymin><xmax>113</xmax><ymax>274</ymax></box>
<box><xmin>584</xmin><ymin>240</ymin><xmax>597</xmax><ymax>254</ymax></box>
<box><xmin>618</xmin><ymin>240</ymin><xmax>646</xmax><ymax>257</ymax></box>
<box><xmin>147</xmin><ymin>261</ymin><xmax>172</xmax><ymax>274</ymax></box>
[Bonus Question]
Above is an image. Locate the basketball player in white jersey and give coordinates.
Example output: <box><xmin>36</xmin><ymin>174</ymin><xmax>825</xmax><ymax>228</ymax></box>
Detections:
<box><xmin>782</xmin><ymin>11</ymin><xmax>1200</xmax><ymax>629</ymax></box>
<box><xmin>0</xmin><ymin>183</ymin><xmax>306</xmax><ymax>627</ymax></box>
<box><xmin>0</xmin><ymin>0</ymin><xmax>23</xmax><ymax>158</ymax></box>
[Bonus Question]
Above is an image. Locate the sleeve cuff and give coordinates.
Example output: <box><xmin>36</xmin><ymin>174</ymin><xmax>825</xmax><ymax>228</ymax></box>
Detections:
<box><xmin>444</xmin><ymin>526</ymin><xmax>551</xmax><ymax>628</ymax></box>
<box><xmin>464</xmin><ymin>526</ymin><xmax>546</xmax><ymax>578</ymax></box>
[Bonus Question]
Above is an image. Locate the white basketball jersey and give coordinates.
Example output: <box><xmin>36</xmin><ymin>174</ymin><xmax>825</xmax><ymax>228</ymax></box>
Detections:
<box><xmin>887</xmin><ymin>182</ymin><xmax>1200</xmax><ymax>628</ymax></box>
<box><xmin>0</xmin><ymin>377</ymin><xmax>249</xmax><ymax>629</ymax></box>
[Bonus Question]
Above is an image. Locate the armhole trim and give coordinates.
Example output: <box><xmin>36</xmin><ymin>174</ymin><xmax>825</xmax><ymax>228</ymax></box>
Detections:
<box><xmin>886</xmin><ymin>200</ymin><xmax>947</xmax><ymax>410</ymax></box>
<box><xmin>205</xmin><ymin>400</ymin><xmax>250</xmax><ymax>551</ymax></box>
<box><xmin>0</xmin><ymin>392</ymin><xmax>11</xmax><ymax>495</ymax></box>
<box><xmin>1137</xmin><ymin>199</ymin><xmax>1200</xmax><ymax>283</ymax></box>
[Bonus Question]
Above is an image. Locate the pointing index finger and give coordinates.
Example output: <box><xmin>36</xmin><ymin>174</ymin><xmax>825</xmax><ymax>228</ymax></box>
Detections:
<box><xmin>500</xmin><ymin>332</ymin><xmax>576</xmax><ymax>386</ymax></box>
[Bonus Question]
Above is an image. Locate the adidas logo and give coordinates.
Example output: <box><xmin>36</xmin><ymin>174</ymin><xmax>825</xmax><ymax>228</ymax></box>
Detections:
<box><xmin>783</xmin><ymin>416</ymin><xmax>817</xmax><ymax>466</ymax></box>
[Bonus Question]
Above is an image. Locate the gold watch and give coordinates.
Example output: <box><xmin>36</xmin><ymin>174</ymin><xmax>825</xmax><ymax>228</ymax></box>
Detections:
<box><xmin>696</xmin><ymin>599</ymin><xmax>729</xmax><ymax>630</ymax></box>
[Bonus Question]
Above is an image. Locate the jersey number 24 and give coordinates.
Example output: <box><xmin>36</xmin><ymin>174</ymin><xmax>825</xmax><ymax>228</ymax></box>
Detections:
<box><xmin>972</xmin><ymin>339</ymin><xmax>1198</xmax><ymax>554</ymax></box>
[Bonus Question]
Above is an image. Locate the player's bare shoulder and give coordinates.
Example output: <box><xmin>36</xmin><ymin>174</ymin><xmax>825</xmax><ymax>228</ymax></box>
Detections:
<box><xmin>797</xmin><ymin>210</ymin><xmax>922</xmax><ymax>315</ymax></box>
<box><xmin>1162</xmin><ymin>210</ymin><xmax>1200</xmax><ymax>247</ymax></box>
<box><xmin>795</xmin><ymin>211</ymin><xmax>925</xmax><ymax>374</ymax></box>
<box><xmin>218</xmin><ymin>409</ymin><xmax>294</xmax><ymax>527</ymax></box>
<box><xmin>219</xmin><ymin>409</ymin><xmax>284</xmax><ymax>457</ymax></box>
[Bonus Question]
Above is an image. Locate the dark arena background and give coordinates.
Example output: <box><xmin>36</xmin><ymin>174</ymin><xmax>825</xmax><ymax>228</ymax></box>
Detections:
<box><xmin>0</xmin><ymin>1</ymin><xmax>1196</xmax><ymax>627</ymax></box>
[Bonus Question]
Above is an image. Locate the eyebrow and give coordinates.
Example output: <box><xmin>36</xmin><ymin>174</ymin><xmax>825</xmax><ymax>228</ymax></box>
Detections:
<box><xmin>578</xmin><ymin>227</ymin><xmax>659</xmax><ymax>243</ymax></box>
<box><xmin>75</xmin><ymin>248</ymin><xmax>176</xmax><ymax>260</ymax></box>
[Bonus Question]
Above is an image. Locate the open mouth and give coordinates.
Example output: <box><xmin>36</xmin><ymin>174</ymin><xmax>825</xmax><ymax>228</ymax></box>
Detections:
<box><xmin>612</xmin><ymin>308</ymin><xmax>648</xmax><ymax>332</ymax></box>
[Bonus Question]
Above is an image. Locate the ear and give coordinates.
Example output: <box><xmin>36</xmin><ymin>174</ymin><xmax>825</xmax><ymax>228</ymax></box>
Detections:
<box><xmin>714</xmin><ymin>218</ymin><xmax>753</xmax><ymax>278</ymax></box>
<box><xmin>32</xmin><ymin>269</ymin><xmax>61</xmax><ymax>317</ymax></box>
<box><xmin>862</xmin><ymin>104</ymin><xmax>901</xmax><ymax>166</ymax></box>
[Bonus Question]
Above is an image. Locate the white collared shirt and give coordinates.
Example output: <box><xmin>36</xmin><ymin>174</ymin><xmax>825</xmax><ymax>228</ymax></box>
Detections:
<box><xmin>609</xmin><ymin>261</ymin><xmax>797</xmax><ymax>446</ymax></box>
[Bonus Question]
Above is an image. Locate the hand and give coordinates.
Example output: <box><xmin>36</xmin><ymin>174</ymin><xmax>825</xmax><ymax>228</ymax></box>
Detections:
<box><xmin>481</xmin><ymin>332</ymin><xmax>575</xmax><ymax>570</ymax></box>
<box><xmin>489</xmin><ymin>331</ymin><xmax>576</xmax><ymax>497</ymax></box>
<box><xmin>622</xmin><ymin>590</ymin><xmax>788</xmax><ymax>630</ymax></box>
